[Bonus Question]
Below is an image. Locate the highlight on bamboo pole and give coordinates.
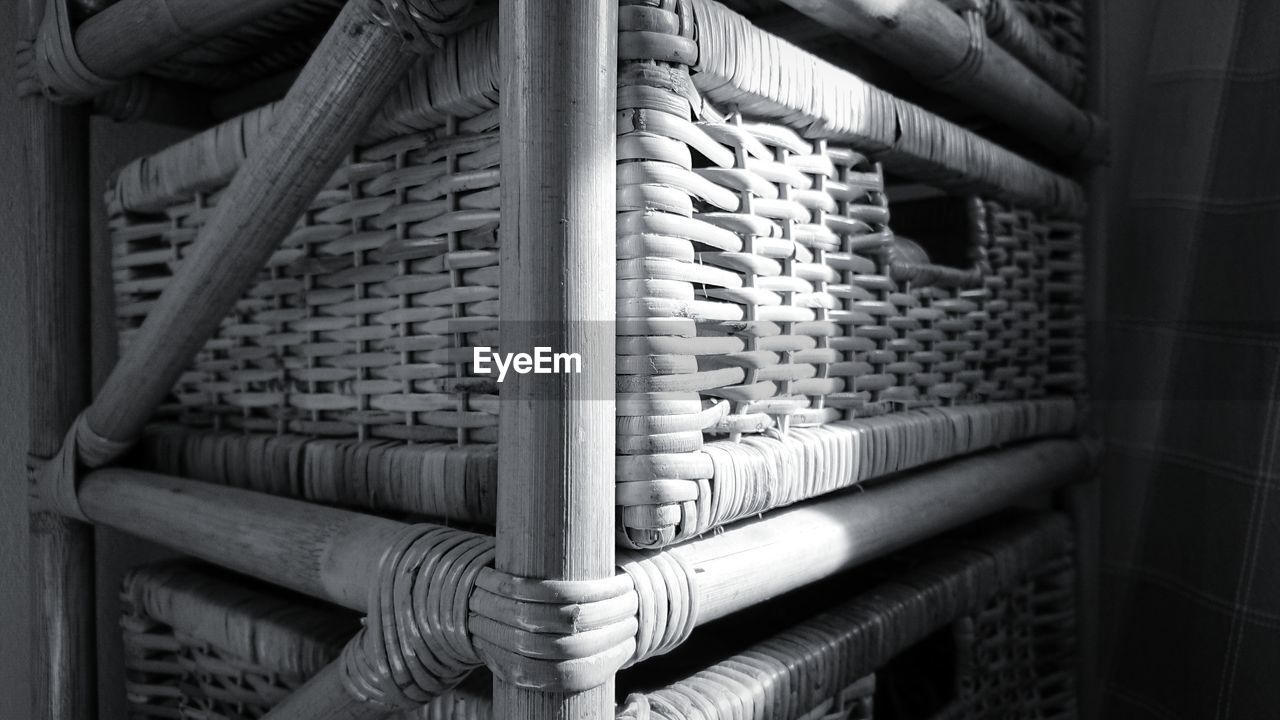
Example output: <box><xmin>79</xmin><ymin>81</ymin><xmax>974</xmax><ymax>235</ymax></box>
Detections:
<box><xmin>61</xmin><ymin>0</ymin><xmax>471</xmax><ymax>476</ymax></box>
<box><xmin>493</xmin><ymin>0</ymin><xmax>619</xmax><ymax>717</ymax></box>
<box><xmin>77</xmin><ymin>468</ymin><xmax>406</xmax><ymax>611</ymax></box>
<box><xmin>18</xmin><ymin>0</ymin><xmax>98</xmax><ymax>715</ymax></box>
<box><xmin>673</xmin><ymin>438</ymin><xmax>1090</xmax><ymax>624</ymax></box>
<box><xmin>774</xmin><ymin>0</ymin><xmax>1107</xmax><ymax>160</ymax></box>
<box><xmin>260</xmin><ymin>658</ymin><xmax>398</xmax><ymax>720</ymax></box>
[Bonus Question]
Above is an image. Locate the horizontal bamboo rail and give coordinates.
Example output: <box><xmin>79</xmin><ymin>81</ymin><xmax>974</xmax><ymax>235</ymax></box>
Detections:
<box><xmin>80</xmin><ymin>441</ymin><xmax>1088</xmax><ymax>620</ymax></box>
<box><xmin>671</xmin><ymin>437</ymin><xmax>1089</xmax><ymax>622</ymax></box>
<box><xmin>775</xmin><ymin>0</ymin><xmax>1106</xmax><ymax>160</ymax></box>
<box><xmin>78</xmin><ymin>468</ymin><xmax>405</xmax><ymax>610</ymax></box>
<box><xmin>73</xmin><ymin>0</ymin><xmax>300</xmax><ymax>83</ymax></box>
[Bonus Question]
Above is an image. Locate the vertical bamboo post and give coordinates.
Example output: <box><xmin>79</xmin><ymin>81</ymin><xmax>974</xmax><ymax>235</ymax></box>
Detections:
<box><xmin>494</xmin><ymin>0</ymin><xmax>618</xmax><ymax>718</ymax></box>
<box><xmin>18</xmin><ymin>0</ymin><xmax>97</xmax><ymax>716</ymax></box>
<box><xmin>1063</xmin><ymin>0</ymin><xmax>1109</xmax><ymax>715</ymax></box>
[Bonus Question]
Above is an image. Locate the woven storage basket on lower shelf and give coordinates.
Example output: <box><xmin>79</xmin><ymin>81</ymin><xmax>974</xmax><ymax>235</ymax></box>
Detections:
<box><xmin>110</xmin><ymin>0</ymin><xmax>1087</xmax><ymax>549</ymax></box>
<box><xmin>121</xmin><ymin>512</ymin><xmax>1074</xmax><ymax>719</ymax></box>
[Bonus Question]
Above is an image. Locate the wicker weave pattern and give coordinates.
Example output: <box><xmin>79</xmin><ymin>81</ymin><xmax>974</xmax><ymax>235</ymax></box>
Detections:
<box><xmin>110</xmin><ymin>0</ymin><xmax>1084</xmax><ymax>548</ymax></box>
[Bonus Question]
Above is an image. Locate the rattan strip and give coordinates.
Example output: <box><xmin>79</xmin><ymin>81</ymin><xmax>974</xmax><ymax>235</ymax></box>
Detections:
<box><xmin>619</xmin><ymin>512</ymin><xmax>1073</xmax><ymax>719</ymax></box>
<box><xmin>682</xmin><ymin>0</ymin><xmax>1085</xmax><ymax>218</ymax></box>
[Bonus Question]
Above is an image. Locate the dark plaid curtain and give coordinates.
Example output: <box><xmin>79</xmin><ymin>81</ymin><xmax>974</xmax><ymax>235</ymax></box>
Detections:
<box><xmin>1099</xmin><ymin>0</ymin><xmax>1280</xmax><ymax>717</ymax></box>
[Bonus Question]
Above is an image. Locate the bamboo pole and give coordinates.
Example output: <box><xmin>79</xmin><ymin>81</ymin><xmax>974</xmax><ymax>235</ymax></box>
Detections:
<box><xmin>494</xmin><ymin>0</ymin><xmax>618</xmax><ymax>717</ymax></box>
<box><xmin>673</xmin><ymin>438</ymin><xmax>1090</xmax><ymax>624</ymax></box>
<box><xmin>18</xmin><ymin>0</ymin><xmax>97</xmax><ymax>715</ymax></box>
<box><xmin>77</xmin><ymin>0</ymin><xmax>418</xmax><ymax>464</ymax></box>
<box><xmin>260</xmin><ymin>660</ymin><xmax>395</xmax><ymax>720</ymax></box>
<box><xmin>1062</xmin><ymin>0</ymin><xmax>1108</xmax><ymax>715</ymax></box>
<box><xmin>77</xmin><ymin>468</ymin><xmax>404</xmax><ymax>611</ymax></box>
<box><xmin>775</xmin><ymin>0</ymin><xmax>1106</xmax><ymax>160</ymax></box>
<box><xmin>68</xmin><ymin>0</ymin><xmax>303</xmax><ymax>89</ymax></box>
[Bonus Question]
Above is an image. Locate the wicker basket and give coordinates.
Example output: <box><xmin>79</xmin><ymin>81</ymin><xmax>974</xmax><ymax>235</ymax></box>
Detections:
<box><xmin>121</xmin><ymin>512</ymin><xmax>1073</xmax><ymax>719</ymax></box>
<box><xmin>110</xmin><ymin>0</ymin><xmax>1086</xmax><ymax>549</ymax></box>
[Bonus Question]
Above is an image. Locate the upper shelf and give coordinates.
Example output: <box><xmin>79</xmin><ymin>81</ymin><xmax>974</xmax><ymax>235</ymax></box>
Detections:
<box><xmin>42</xmin><ymin>0</ymin><xmax>1102</xmax><ymax>163</ymax></box>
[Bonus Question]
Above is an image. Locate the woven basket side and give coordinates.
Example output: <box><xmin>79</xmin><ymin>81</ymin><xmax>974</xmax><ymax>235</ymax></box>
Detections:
<box><xmin>121</xmin><ymin>561</ymin><xmax>354</xmax><ymax>719</ymax></box>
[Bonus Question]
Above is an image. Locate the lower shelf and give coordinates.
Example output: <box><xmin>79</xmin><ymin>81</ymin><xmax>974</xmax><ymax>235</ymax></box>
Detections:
<box><xmin>121</xmin><ymin>511</ymin><xmax>1075</xmax><ymax>719</ymax></box>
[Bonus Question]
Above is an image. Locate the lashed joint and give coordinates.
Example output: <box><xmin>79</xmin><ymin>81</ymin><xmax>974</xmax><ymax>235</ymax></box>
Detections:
<box><xmin>338</xmin><ymin>523</ymin><xmax>703</xmax><ymax>704</ymax></box>
<box><xmin>29</xmin><ymin>414</ymin><xmax>134</xmax><ymax>521</ymax></box>
<box><xmin>366</xmin><ymin>0</ymin><xmax>477</xmax><ymax>54</ymax></box>
<box><xmin>471</xmin><ymin>571</ymin><xmax>639</xmax><ymax>692</ymax></box>
<box><xmin>18</xmin><ymin>0</ymin><xmax>116</xmax><ymax>102</ymax></box>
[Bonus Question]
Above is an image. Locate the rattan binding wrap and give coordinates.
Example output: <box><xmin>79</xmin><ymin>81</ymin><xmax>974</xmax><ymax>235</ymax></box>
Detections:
<box><xmin>109</xmin><ymin>1</ymin><xmax>1085</xmax><ymax>548</ymax></box>
<box><xmin>121</xmin><ymin>513</ymin><xmax>1074</xmax><ymax>719</ymax></box>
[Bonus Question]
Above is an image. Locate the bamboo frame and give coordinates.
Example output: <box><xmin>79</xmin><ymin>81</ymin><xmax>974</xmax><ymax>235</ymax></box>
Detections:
<box><xmin>19</xmin><ymin>0</ymin><xmax>97</xmax><ymax>716</ymax></box>
<box><xmin>16</xmin><ymin>0</ymin><xmax>1102</xmax><ymax>716</ymax></box>
<box><xmin>775</xmin><ymin>0</ymin><xmax>1106</xmax><ymax>160</ymax></box>
<box><xmin>78</xmin><ymin>469</ymin><xmax>403</xmax><ymax>611</ymax></box>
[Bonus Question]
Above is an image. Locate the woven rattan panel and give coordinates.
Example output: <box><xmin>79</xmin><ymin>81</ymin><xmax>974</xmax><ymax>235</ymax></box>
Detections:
<box><xmin>109</xmin><ymin>2</ymin><xmax>1086</xmax><ymax>549</ymax></box>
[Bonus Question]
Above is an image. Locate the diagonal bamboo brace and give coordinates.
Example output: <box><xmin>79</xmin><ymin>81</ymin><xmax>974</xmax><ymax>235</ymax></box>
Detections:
<box><xmin>80</xmin><ymin>1</ymin><xmax>414</xmax><ymax>461</ymax></box>
<box><xmin>30</xmin><ymin>0</ymin><xmax>475</xmax><ymax>519</ymax></box>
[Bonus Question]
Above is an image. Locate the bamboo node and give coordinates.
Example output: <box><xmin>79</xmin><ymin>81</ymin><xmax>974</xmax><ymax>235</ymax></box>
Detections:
<box><xmin>366</xmin><ymin>0</ymin><xmax>476</xmax><ymax>54</ymax></box>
